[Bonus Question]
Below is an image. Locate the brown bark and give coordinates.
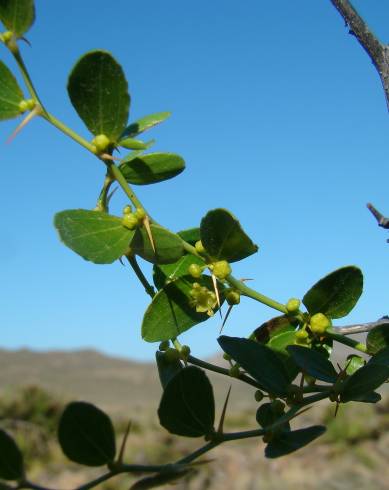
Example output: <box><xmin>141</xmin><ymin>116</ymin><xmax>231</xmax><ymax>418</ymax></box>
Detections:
<box><xmin>330</xmin><ymin>0</ymin><xmax>389</xmax><ymax>111</ymax></box>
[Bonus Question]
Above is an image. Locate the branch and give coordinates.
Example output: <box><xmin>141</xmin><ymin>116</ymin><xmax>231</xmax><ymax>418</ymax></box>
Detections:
<box><xmin>330</xmin><ymin>0</ymin><xmax>389</xmax><ymax>111</ymax></box>
<box><xmin>333</xmin><ymin>316</ymin><xmax>389</xmax><ymax>335</ymax></box>
<box><xmin>367</xmin><ymin>203</ymin><xmax>389</xmax><ymax>230</ymax></box>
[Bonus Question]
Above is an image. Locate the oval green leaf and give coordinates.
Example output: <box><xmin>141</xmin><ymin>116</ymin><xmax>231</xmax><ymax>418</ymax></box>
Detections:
<box><xmin>58</xmin><ymin>401</ymin><xmax>116</xmax><ymax>466</ymax></box>
<box><xmin>67</xmin><ymin>50</ymin><xmax>130</xmax><ymax>140</ymax></box>
<box><xmin>0</xmin><ymin>429</ymin><xmax>24</xmax><ymax>481</ymax></box>
<box><xmin>0</xmin><ymin>0</ymin><xmax>35</xmax><ymax>36</ymax></box>
<box><xmin>286</xmin><ymin>345</ymin><xmax>338</xmax><ymax>383</ymax></box>
<box><xmin>340</xmin><ymin>363</ymin><xmax>389</xmax><ymax>403</ymax></box>
<box><xmin>142</xmin><ymin>275</ymin><xmax>224</xmax><ymax>342</ymax></box>
<box><xmin>303</xmin><ymin>266</ymin><xmax>363</xmax><ymax>319</ymax></box>
<box><xmin>117</xmin><ymin>137</ymin><xmax>149</xmax><ymax>150</ymax></box>
<box><xmin>153</xmin><ymin>254</ymin><xmax>204</xmax><ymax>290</ymax></box>
<box><xmin>200</xmin><ymin>208</ymin><xmax>258</xmax><ymax>263</ymax></box>
<box><xmin>218</xmin><ymin>336</ymin><xmax>290</xmax><ymax>396</ymax></box>
<box><xmin>254</xmin><ymin>315</ymin><xmax>298</xmax><ymax>343</ymax></box>
<box><xmin>367</xmin><ymin>322</ymin><xmax>389</xmax><ymax>354</ymax></box>
<box><xmin>54</xmin><ymin>209</ymin><xmax>134</xmax><ymax>264</ymax></box>
<box><xmin>155</xmin><ymin>351</ymin><xmax>183</xmax><ymax>389</ymax></box>
<box><xmin>0</xmin><ymin>60</ymin><xmax>24</xmax><ymax>121</ymax></box>
<box><xmin>345</xmin><ymin>354</ymin><xmax>365</xmax><ymax>375</ymax></box>
<box><xmin>158</xmin><ymin>366</ymin><xmax>215</xmax><ymax>437</ymax></box>
<box><xmin>131</xmin><ymin>224</ymin><xmax>184</xmax><ymax>265</ymax></box>
<box><xmin>256</xmin><ymin>403</ymin><xmax>290</xmax><ymax>431</ymax></box>
<box><xmin>265</xmin><ymin>426</ymin><xmax>326</xmax><ymax>458</ymax></box>
<box><xmin>267</xmin><ymin>330</ymin><xmax>299</xmax><ymax>382</ymax></box>
<box><xmin>119</xmin><ymin>152</ymin><xmax>185</xmax><ymax>185</ymax></box>
<box><xmin>121</xmin><ymin>112</ymin><xmax>171</xmax><ymax>139</ymax></box>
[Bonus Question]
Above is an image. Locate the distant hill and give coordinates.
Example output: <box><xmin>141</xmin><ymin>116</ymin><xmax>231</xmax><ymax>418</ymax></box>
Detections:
<box><xmin>0</xmin><ymin>348</ymin><xmax>256</xmax><ymax>417</ymax></box>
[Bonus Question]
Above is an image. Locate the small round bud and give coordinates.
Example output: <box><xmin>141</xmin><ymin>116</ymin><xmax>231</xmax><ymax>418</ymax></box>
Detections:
<box><xmin>254</xmin><ymin>390</ymin><xmax>264</xmax><ymax>402</ymax></box>
<box><xmin>212</xmin><ymin>260</ymin><xmax>232</xmax><ymax>280</ymax></box>
<box><xmin>18</xmin><ymin>100</ymin><xmax>29</xmax><ymax>113</ymax></box>
<box><xmin>122</xmin><ymin>213</ymin><xmax>139</xmax><ymax>230</ymax></box>
<box><xmin>295</xmin><ymin>329</ymin><xmax>308</xmax><ymax>340</ymax></box>
<box><xmin>226</xmin><ymin>290</ymin><xmax>240</xmax><ymax>305</ymax></box>
<box><xmin>135</xmin><ymin>207</ymin><xmax>146</xmax><ymax>220</ymax></box>
<box><xmin>123</xmin><ymin>205</ymin><xmax>132</xmax><ymax>215</ymax></box>
<box><xmin>159</xmin><ymin>340</ymin><xmax>170</xmax><ymax>351</ymax></box>
<box><xmin>310</xmin><ymin>313</ymin><xmax>331</xmax><ymax>334</ymax></box>
<box><xmin>188</xmin><ymin>263</ymin><xmax>202</xmax><ymax>278</ymax></box>
<box><xmin>286</xmin><ymin>298</ymin><xmax>301</xmax><ymax>313</ymax></box>
<box><xmin>164</xmin><ymin>348</ymin><xmax>180</xmax><ymax>362</ymax></box>
<box><xmin>26</xmin><ymin>99</ymin><xmax>35</xmax><ymax>111</ymax></box>
<box><xmin>2</xmin><ymin>31</ymin><xmax>13</xmax><ymax>43</ymax></box>
<box><xmin>195</xmin><ymin>240</ymin><xmax>205</xmax><ymax>254</ymax></box>
<box><xmin>229</xmin><ymin>365</ymin><xmax>240</xmax><ymax>378</ymax></box>
<box><xmin>92</xmin><ymin>134</ymin><xmax>110</xmax><ymax>153</ymax></box>
<box><xmin>180</xmin><ymin>345</ymin><xmax>191</xmax><ymax>360</ymax></box>
<box><xmin>223</xmin><ymin>352</ymin><xmax>232</xmax><ymax>361</ymax></box>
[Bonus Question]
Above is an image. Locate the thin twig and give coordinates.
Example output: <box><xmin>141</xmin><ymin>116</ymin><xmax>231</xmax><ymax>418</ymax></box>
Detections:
<box><xmin>333</xmin><ymin>316</ymin><xmax>389</xmax><ymax>335</ymax></box>
<box><xmin>330</xmin><ymin>0</ymin><xmax>389</xmax><ymax>110</ymax></box>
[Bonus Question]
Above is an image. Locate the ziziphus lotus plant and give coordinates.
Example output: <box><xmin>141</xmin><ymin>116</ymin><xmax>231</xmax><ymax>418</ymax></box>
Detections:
<box><xmin>0</xmin><ymin>1</ymin><xmax>388</xmax><ymax>489</ymax></box>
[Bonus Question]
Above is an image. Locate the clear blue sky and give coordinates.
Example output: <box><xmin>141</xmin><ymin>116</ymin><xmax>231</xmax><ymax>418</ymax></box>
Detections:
<box><xmin>1</xmin><ymin>0</ymin><xmax>388</xmax><ymax>361</ymax></box>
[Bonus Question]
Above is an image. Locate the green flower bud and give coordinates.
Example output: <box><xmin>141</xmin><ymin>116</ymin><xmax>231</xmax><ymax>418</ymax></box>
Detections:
<box><xmin>180</xmin><ymin>345</ymin><xmax>191</xmax><ymax>360</ymax></box>
<box><xmin>226</xmin><ymin>290</ymin><xmax>240</xmax><ymax>305</ymax></box>
<box><xmin>229</xmin><ymin>365</ymin><xmax>241</xmax><ymax>378</ymax></box>
<box><xmin>310</xmin><ymin>313</ymin><xmax>331</xmax><ymax>334</ymax></box>
<box><xmin>122</xmin><ymin>213</ymin><xmax>139</xmax><ymax>230</ymax></box>
<box><xmin>286</xmin><ymin>298</ymin><xmax>301</xmax><ymax>313</ymax></box>
<box><xmin>195</xmin><ymin>240</ymin><xmax>205</xmax><ymax>254</ymax></box>
<box><xmin>295</xmin><ymin>329</ymin><xmax>308</xmax><ymax>340</ymax></box>
<box><xmin>135</xmin><ymin>208</ymin><xmax>146</xmax><ymax>220</ymax></box>
<box><xmin>123</xmin><ymin>205</ymin><xmax>132</xmax><ymax>215</ymax></box>
<box><xmin>92</xmin><ymin>134</ymin><xmax>110</xmax><ymax>153</ymax></box>
<box><xmin>223</xmin><ymin>352</ymin><xmax>232</xmax><ymax>361</ymax></box>
<box><xmin>159</xmin><ymin>340</ymin><xmax>170</xmax><ymax>351</ymax></box>
<box><xmin>211</xmin><ymin>260</ymin><xmax>231</xmax><ymax>280</ymax></box>
<box><xmin>254</xmin><ymin>390</ymin><xmax>264</xmax><ymax>402</ymax></box>
<box><xmin>18</xmin><ymin>100</ymin><xmax>29</xmax><ymax>113</ymax></box>
<box><xmin>164</xmin><ymin>348</ymin><xmax>180</xmax><ymax>362</ymax></box>
<box><xmin>188</xmin><ymin>263</ymin><xmax>202</xmax><ymax>278</ymax></box>
<box><xmin>2</xmin><ymin>31</ymin><xmax>13</xmax><ymax>43</ymax></box>
<box><xmin>271</xmin><ymin>399</ymin><xmax>285</xmax><ymax>415</ymax></box>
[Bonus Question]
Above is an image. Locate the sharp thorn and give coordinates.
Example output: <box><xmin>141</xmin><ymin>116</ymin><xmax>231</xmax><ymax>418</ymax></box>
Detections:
<box><xmin>217</xmin><ymin>386</ymin><xmax>232</xmax><ymax>434</ymax></box>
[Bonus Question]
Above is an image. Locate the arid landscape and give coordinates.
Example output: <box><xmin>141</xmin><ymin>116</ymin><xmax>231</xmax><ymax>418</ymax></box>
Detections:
<box><xmin>1</xmin><ymin>348</ymin><xmax>388</xmax><ymax>490</ymax></box>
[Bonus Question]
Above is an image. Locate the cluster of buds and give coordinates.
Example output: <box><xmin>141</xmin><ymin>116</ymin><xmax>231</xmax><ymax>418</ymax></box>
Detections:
<box><xmin>189</xmin><ymin>282</ymin><xmax>217</xmax><ymax>316</ymax></box>
<box><xmin>122</xmin><ymin>205</ymin><xmax>146</xmax><ymax>230</ymax></box>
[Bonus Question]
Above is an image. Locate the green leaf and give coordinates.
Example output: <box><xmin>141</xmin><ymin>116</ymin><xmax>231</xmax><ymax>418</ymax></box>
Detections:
<box><xmin>265</xmin><ymin>426</ymin><xmax>326</xmax><ymax>458</ymax></box>
<box><xmin>117</xmin><ymin>137</ymin><xmax>150</xmax><ymax>150</ymax></box>
<box><xmin>119</xmin><ymin>152</ymin><xmax>185</xmax><ymax>185</ymax></box>
<box><xmin>131</xmin><ymin>224</ymin><xmax>184</xmax><ymax>265</ymax></box>
<box><xmin>340</xmin><ymin>363</ymin><xmax>389</xmax><ymax>403</ymax></box>
<box><xmin>367</xmin><ymin>322</ymin><xmax>389</xmax><ymax>354</ymax></box>
<box><xmin>158</xmin><ymin>366</ymin><xmax>215</xmax><ymax>437</ymax></box>
<box><xmin>254</xmin><ymin>315</ymin><xmax>298</xmax><ymax>343</ymax></box>
<box><xmin>200</xmin><ymin>208</ymin><xmax>258</xmax><ymax>263</ymax></box>
<box><xmin>130</xmin><ymin>468</ymin><xmax>192</xmax><ymax>490</ymax></box>
<box><xmin>267</xmin><ymin>330</ymin><xmax>299</xmax><ymax>382</ymax></box>
<box><xmin>121</xmin><ymin>112</ymin><xmax>171</xmax><ymax>139</ymax></box>
<box><xmin>303</xmin><ymin>266</ymin><xmax>363</xmax><ymax>319</ymax></box>
<box><xmin>142</xmin><ymin>275</ymin><xmax>223</xmax><ymax>342</ymax></box>
<box><xmin>218</xmin><ymin>336</ymin><xmax>290</xmax><ymax>396</ymax></box>
<box><xmin>58</xmin><ymin>401</ymin><xmax>116</xmax><ymax>466</ymax></box>
<box><xmin>256</xmin><ymin>403</ymin><xmax>289</xmax><ymax>431</ymax></box>
<box><xmin>67</xmin><ymin>50</ymin><xmax>130</xmax><ymax>140</ymax></box>
<box><xmin>177</xmin><ymin>227</ymin><xmax>201</xmax><ymax>245</ymax></box>
<box><xmin>345</xmin><ymin>354</ymin><xmax>365</xmax><ymax>375</ymax></box>
<box><xmin>54</xmin><ymin>209</ymin><xmax>134</xmax><ymax>264</ymax></box>
<box><xmin>286</xmin><ymin>345</ymin><xmax>338</xmax><ymax>383</ymax></box>
<box><xmin>153</xmin><ymin>254</ymin><xmax>204</xmax><ymax>290</ymax></box>
<box><xmin>0</xmin><ymin>60</ymin><xmax>24</xmax><ymax>121</ymax></box>
<box><xmin>368</xmin><ymin>346</ymin><xmax>389</xmax><ymax>367</ymax></box>
<box><xmin>0</xmin><ymin>0</ymin><xmax>35</xmax><ymax>35</ymax></box>
<box><xmin>0</xmin><ymin>429</ymin><xmax>24</xmax><ymax>481</ymax></box>
<box><xmin>155</xmin><ymin>351</ymin><xmax>183</xmax><ymax>389</ymax></box>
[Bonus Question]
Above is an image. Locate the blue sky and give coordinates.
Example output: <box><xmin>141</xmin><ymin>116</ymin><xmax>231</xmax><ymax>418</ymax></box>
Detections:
<box><xmin>1</xmin><ymin>0</ymin><xmax>389</xmax><ymax>361</ymax></box>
